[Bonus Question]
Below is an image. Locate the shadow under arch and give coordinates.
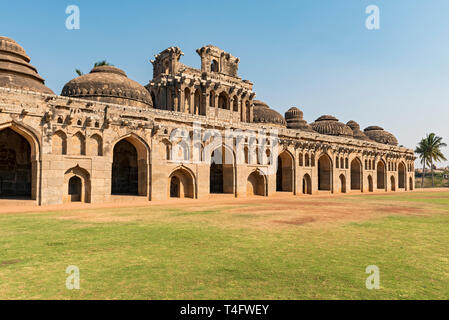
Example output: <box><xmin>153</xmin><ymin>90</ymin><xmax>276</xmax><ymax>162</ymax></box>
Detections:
<box><xmin>208</xmin><ymin>144</ymin><xmax>236</xmax><ymax>195</ymax></box>
<box><xmin>0</xmin><ymin>121</ymin><xmax>41</xmax><ymax>201</ymax></box>
<box><xmin>168</xmin><ymin>166</ymin><xmax>197</xmax><ymax>199</ymax></box>
<box><xmin>317</xmin><ymin>153</ymin><xmax>333</xmax><ymax>191</ymax></box>
<box><xmin>111</xmin><ymin>133</ymin><xmax>150</xmax><ymax>197</ymax></box>
<box><xmin>247</xmin><ymin>169</ymin><xmax>267</xmax><ymax>196</ymax></box>
<box><xmin>63</xmin><ymin>165</ymin><xmax>91</xmax><ymax>203</ymax></box>
<box><xmin>276</xmin><ymin>149</ymin><xmax>294</xmax><ymax>192</ymax></box>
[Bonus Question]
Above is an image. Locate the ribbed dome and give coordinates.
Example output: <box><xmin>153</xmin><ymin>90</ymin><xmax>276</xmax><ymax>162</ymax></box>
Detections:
<box><xmin>364</xmin><ymin>126</ymin><xmax>398</xmax><ymax>146</ymax></box>
<box><xmin>252</xmin><ymin>100</ymin><xmax>286</xmax><ymax>126</ymax></box>
<box><xmin>311</xmin><ymin>115</ymin><xmax>353</xmax><ymax>137</ymax></box>
<box><xmin>285</xmin><ymin>107</ymin><xmax>314</xmax><ymax>132</ymax></box>
<box><xmin>346</xmin><ymin>120</ymin><xmax>371</xmax><ymax>141</ymax></box>
<box><xmin>61</xmin><ymin>65</ymin><xmax>152</xmax><ymax>108</ymax></box>
<box><xmin>0</xmin><ymin>36</ymin><xmax>54</xmax><ymax>94</ymax></box>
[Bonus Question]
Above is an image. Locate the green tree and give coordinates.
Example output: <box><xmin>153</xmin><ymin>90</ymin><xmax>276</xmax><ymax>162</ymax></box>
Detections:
<box><xmin>415</xmin><ymin>133</ymin><xmax>447</xmax><ymax>188</ymax></box>
<box><xmin>75</xmin><ymin>61</ymin><xmax>113</xmax><ymax>76</ymax></box>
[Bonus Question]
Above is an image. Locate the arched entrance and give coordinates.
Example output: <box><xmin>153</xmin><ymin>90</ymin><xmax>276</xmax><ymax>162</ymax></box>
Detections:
<box><xmin>377</xmin><ymin>161</ymin><xmax>386</xmax><ymax>189</ymax></box>
<box><xmin>68</xmin><ymin>176</ymin><xmax>82</xmax><ymax>202</ymax></box>
<box><xmin>111</xmin><ymin>136</ymin><xmax>149</xmax><ymax>197</ymax></box>
<box><xmin>339</xmin><ymin>174</ymin><xmax>346</xmax><ymax>193</ymax></box>
<box><xmin>302</xmin><ymin>174</ymin><xmax>312</xmax><ymax>195</ymax></box>
<box><xmin>391</xmin><ymin>176</ymin><xmax>396</xmax><ymax>191</ymax></box>
<box><xmin>350</xmin><ymin>158</ymin><xmax>362</xmax><ymax>190</ymax></box>
<box><xmin>64</xmin><ymin>166</ymin><xmax>90</xmax><ymax>203</ymax></box>
<box><xmin>169</xmin><ymin>168</ymin><xmax>195</xmax><ymax>199</ymax></box>
<box><xmin>318</xmin><ymin>154</ymin><xmax>332</xmax><ymax>191</ymax></box>
<box><xmin>368</xmin><ymin>175</ymin><xmax>374</xmax><ymax>192</ymax></box>
<box><xmin>247</xmin><ymin>170</ymin><xmax>266</xmax><ymax>196</ymax></box>
<box><xmin>209</xmin><ymin>146</ymin><xmax>234</xmax><ymax>194</ymax></box>
<box><xmin>398</xmin><ymin>162</ymin><xmax>406</xmax><ymax>189</ymax></box>
<box><xmin>276</xmin><ymin>151</ymin><xmax>293</xmax><ymax>192</ymax></box>
<box><xmin>0</xmin><ymin>128</ymin><xmax>32</xmax><ymax>199</ymax></box>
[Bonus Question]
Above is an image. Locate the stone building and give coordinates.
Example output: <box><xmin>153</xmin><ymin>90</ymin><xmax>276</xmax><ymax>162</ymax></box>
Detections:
<box><xmin>0</xmin><ymin>37</ymin><xmax>415</xmax><ymax>205</ymax></box>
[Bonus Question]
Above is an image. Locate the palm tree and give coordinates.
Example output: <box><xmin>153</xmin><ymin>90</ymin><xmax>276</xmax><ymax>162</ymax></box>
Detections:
<box><xmin>75</xmin><ymin>61</ymin><xmax>113</xmax><ymax>76</ymax></box>
<box><xmin>415</xmin><ymin>133</ymin><xmax>447</xmax><ymax>188</ymax></box>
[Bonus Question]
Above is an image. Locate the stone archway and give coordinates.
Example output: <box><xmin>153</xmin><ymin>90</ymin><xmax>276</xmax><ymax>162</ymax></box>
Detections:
<box><xmin>302</xmin><ymin>173</ymin><xmax>312</xmax><ymax>195</ymax></box>
<box><xmin>63</xmin><ymin>166</ymin><xmax>90</xmax><ymax>203</ymax></box>
<box><xmin>318</xmin><ymin>154</ymin><xmax>332</xmax><ymax>191</ymax></box>
<box><xmin>68</xmin><ymin>176</ymin><xmax>82</xmax><ymax>202</ymax></box>
<box><xmin>247</xmin><ymin>170</ymin><xmax>266</xmax><ymax>196</ymax></box>
<box><xmin>168</xmin><ymin>167</ymin><xmax>195</xmax><ymax>199</ymax></box>
<box><xmin>339</xmin><ymin>174</ymin><xmax>346</xmax><ymax>193</ymax></box>
<box><xmin>276</xmin><ymin>151</ymin><xmax>294</xmax><ymax>192</ymax></box>
<box><xmin>377</xmin><ymin>161</ymin><xmax>386</xmax><ymax>189</ymax></box>
<box><xmin>398</xmin><ymin>162</ymin><xmax>406</xmax><ymax>189</ymax></box>
<box><xmin>209</xmin><ymin>146</ymin><xmax>234</xmax><ymax>194</ymax></box>
<box><xmin>350</xmin><ymin>158</ymin><xmax>362</xmax><ymax>191</ymax></box>
<box><xmin>368</xmin><ymin>175</ymin><xmax>374</xmax><ymax>192</ymax></box>
<box><xmin>0</xmin><ymin>125</ymin><xmax>40</xmax><ymax>200</ymax></box>
<box><xmin>391</xmin><ymin>176</ymin><xmax>396</xmax><ymax>191</ymax></box>
<box><xmin>111</xmin><ymin>135</ymin><xmax>149</xmax><ymax>197</ymax></box>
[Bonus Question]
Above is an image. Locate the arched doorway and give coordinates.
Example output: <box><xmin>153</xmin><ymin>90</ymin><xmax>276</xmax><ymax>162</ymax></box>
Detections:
<box><xmin>112</xmin><ymin>140</ymin><xmax>138</xmax><ymax>195</ymax></box>
<box><xmin>64</xmin><ymin>166</ymin><xmax>91</xmax><ymax>203</ymax></box>
<box><xmin>377</xmin><ymin>161</ymin><xmax>386</xmax><ymax>189</ymax></box>
<box><xmin>218</xmin><ymin>92</ymin><xmax>228</xmax><ymax>109</ymax></box>
<box><xmin>398</xmin><ymin>163</ymin><xmax>406</xmax><ymax>189</ymax></box>
<box><xmin>276</xmin><ymin>151</ymin><xmax>293</xmax><ymax>192</ymax></box>
<box><xmin>302</xmin><ymin>174</ymin><xmax>312</xmax><ymax>195</ymax></box>
<box><xmin>318</xmin><ymin>154</ymin><xmax>332</xmax><ymax>191</ymax></box>
<box><xmin>391</xmin><ymin>176</ymin><xmax>396</xmax><ymax>191</ymax></box>
<box><xmin>112</xmin><ymin>136</ymin><xmax>149</xmax><ymax>197</ymax></box>
<box><xmin>247</xmin><ymin>170</ymin><xmax>266</xmax><ymax>196</ymax></box>
<box><xmin>368</xmin><ymin>175</ymin><xmax>374</xmax><ymax>192</ymax></box>
<box><xmin>210</xmin><ymin>146</ymin><xmax>234</xmax><ymax>194</ymax></box>
<box><xmin>169</xmin><ymin>168</ymin><xmax>195</xmax><ymax>199</ymax></box>
<box><xmin>350</xmin><ymin>158</ymin><xmax>362</xmax><ymax>190</ymax></box>
<box><xmin>339</xmin><ymin>174</ymin><xmax>346</xmax><ymax>193</ymax></box>
<box><xmin>0</xmin><ymin>128</ymin><xmax>32</xmax><ymax>199</ymax></box>
<box><xmin>409</xmin><ymin>177</ymin><xmax>414</xmax><ymax>191</ymax></box>
<box><xmin>68</xmin><ymin>176</ymin><xmax>82</xmax><ymax>202</ymax></box>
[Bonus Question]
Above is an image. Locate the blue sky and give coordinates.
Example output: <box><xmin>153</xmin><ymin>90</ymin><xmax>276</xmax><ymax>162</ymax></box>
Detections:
<box><xmin>2</xmin><ymin>1</ymin><xmax>449</xmax><ymax>165</ymax></box>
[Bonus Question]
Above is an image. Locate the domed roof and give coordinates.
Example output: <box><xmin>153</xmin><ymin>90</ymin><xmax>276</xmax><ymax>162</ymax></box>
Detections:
<box><xmin>0</xmin><ymin>36</ymin><xmax>54</xmax><ymax>94</ymax></box>
<box><xmin>364</xmin><ymin>126</ymin><xmax>398</xmax><ymax>146</ymax></box>
<box><xmin>252</xmin><ymin>100</ymin><xmax>286</xmax><ymax>126</ymax></box>
<box><xmin>311</xmin><ymin>115</ymin><xmax>353</xmax><ymax>137</ymax></box>
<box><xmin>61</xmin><ymin>65</ymin><xmax>152</xmax><ymax>108</ymax></box>
<box><xmin>346</xmin><ymin>120</ymin><xmax>371</xmax><ymax>141</ymax></box>
<box><xmin>284</xmin><ymin>107</ymin><xmax>314</xmax><ymax>132</ymax></box>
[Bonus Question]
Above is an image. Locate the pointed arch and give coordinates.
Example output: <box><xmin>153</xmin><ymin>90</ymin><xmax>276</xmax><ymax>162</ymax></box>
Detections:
<box><xmin>111</xmin><ymin>133</ymin><xmax>150</xmax><ymax>197</ymax></box>
<box><xmin>377</xmin><ymin>160</ymin><xmax>386</xmax><ymax>190</ymax></box>
<box><xmin>318</xmin><ymin>153</ymin><xmax>332</xmax><ymax>191</ymax></box>
<box><xmin>89</xmin><ymin>133</ymin><xmax>103</xmax><ymax>156</ymax></box>
<box><xmin>247</xmin><ymin>169</ymin><xmax>267</xmax><ymax>196</ymax></box>
<box><xmin>339</xmin><ymin>174</ymin><xmax>347</xmax><ymax>193</ymax></box>
<box><xmin>53</xmin><ymin>130</ymin><xmax>67</xmax><ymax>155</ymax></box>
<box><xmin>276</xmin><ymin>150</ymin><xmax>294</xmax><ymax>192</ymax></box>
<box><xmin>302</xmin><ymin>173</ymin><xmax>312</xmax><ymax>195</ymax></box>
<box><xmin>350</xmin><ymin>157</ymin><xmax>362</xmax><ymax>190</ymax></box>
<box><xmin>398</xmin><ymin>162</ymin><xmax>406</xmax><ymax>189</ymax></box>
<box><xmin>63</xmin><ymin>165</ymin><xmax>91</xmax><ymax>203</ymax></box>
<box><xmin>168</xmin><ymin>166</ymin><xmax>196</xmax><ymax>199</ymax></box>
<box><xmin>368</xmin><ymin>175</ymin><xmax>374</xmax><ymax>192</ymax></box>
<box><xmin>0</xmin><ymin>121</ymin><xmax>40</xmax><ymax>201</ymax></box>
<box><xmin>71</xmin><ymin>131</ymin><xmax>86</xmax><ymax>155</ymax></box>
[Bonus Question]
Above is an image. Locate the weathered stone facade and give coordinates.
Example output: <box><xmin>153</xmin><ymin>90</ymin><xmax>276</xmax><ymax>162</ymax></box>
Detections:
<box><xmin>0</xmin><ymin>37</ymin><xmax>415</xmax><ymax>205</ymax></box>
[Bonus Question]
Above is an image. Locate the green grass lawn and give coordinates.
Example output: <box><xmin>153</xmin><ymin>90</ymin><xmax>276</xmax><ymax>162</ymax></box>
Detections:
<box><xmin>0</xmin><ymin>192</ymin><xmax>449</xmax><ymax>299</ymax></box>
